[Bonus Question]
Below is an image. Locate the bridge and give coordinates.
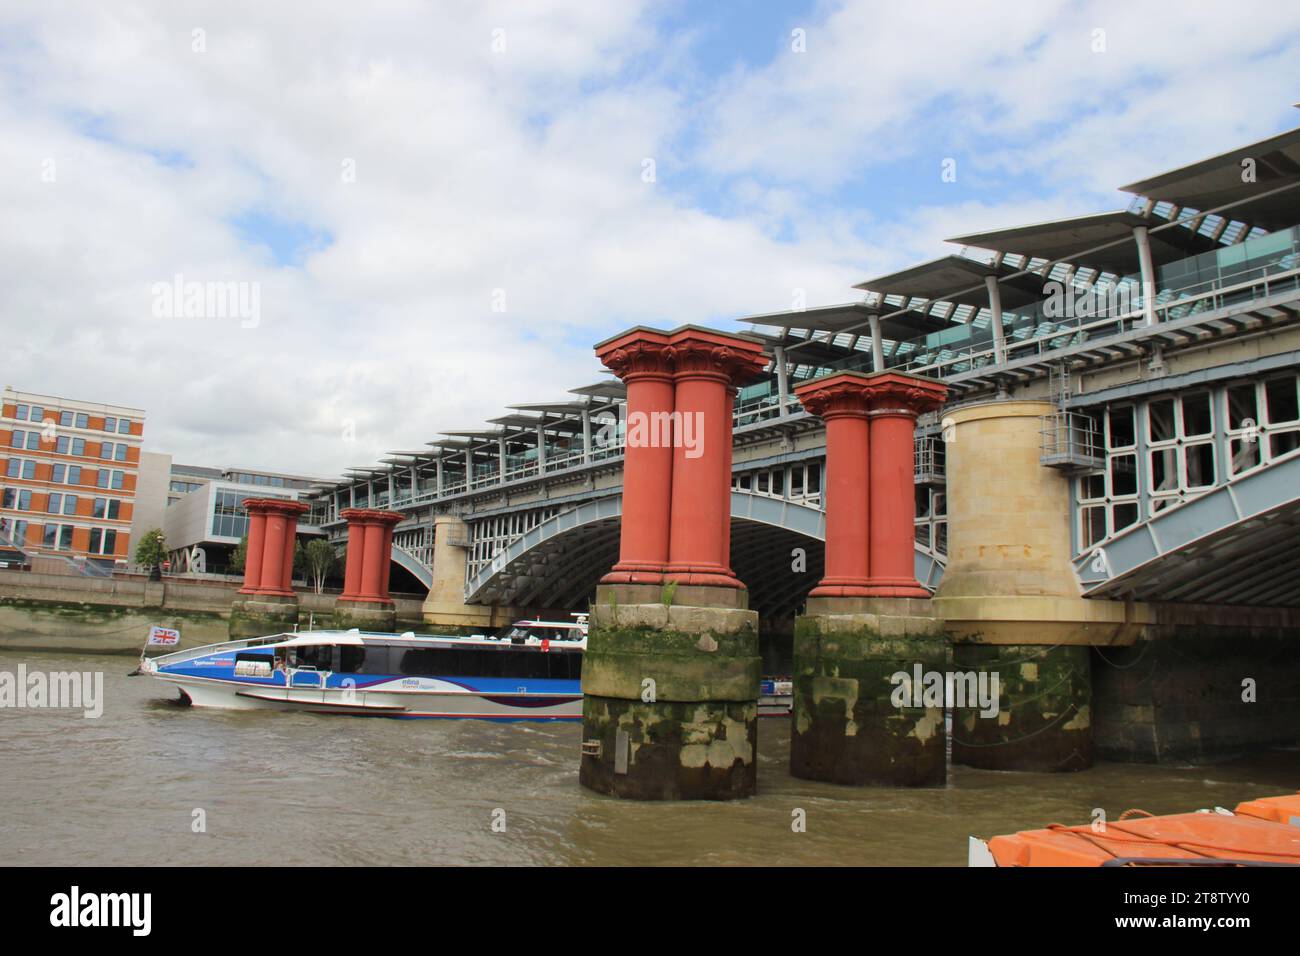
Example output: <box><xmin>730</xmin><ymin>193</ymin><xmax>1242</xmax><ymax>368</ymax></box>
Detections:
<box><xmin>289</xmin><ymin>126</ymin><xmax>1300</xmax><ymax>791</ymax></box>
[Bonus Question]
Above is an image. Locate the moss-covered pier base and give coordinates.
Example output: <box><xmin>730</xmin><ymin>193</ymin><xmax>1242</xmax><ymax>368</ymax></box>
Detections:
<box><xmin>791</xmin><ymin>596</ymin><xmax>948</xmax><ymax>787</ymax></box>
<box><xmin>579</xmin><ymin>583</ymin><xmax>760</xmax><ymax>801</ymax></box>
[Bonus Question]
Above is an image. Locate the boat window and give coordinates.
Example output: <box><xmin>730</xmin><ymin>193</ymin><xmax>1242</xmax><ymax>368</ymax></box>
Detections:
<box><xmin>295</xmin><ymin>645</ymin><xmax>336</xmax><ymax>670</ymax></box>
<box><xmin>394</xmin><ymin>647</ymin><xmax>582</xmax><ymax>680</ymax></box>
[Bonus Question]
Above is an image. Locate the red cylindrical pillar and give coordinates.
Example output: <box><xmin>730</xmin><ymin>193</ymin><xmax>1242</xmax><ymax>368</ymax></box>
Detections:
<box><xmin>360</xmin><ymin>519</ymin><xmax>387</xmax><ymax>600</ymax></box>
<box><xmin>339</xmin><ymin>510</ymin><xmax>368</xmax><ymax>600</ymax></box>
<box><xmin>665</xmin><ymin>328</ymin><xmax>768</xmax><ymax>588</ymax></box>
<box><xmin>595</xmin><ymin>330</ymin><xmax>677</xmax><ymax>584</ymax></box>
<box><xmin>239</xmin><ymin>508</ymin><xmax>268</xmax><ymax>595</ymax></box>
<box><xmin>794</xmin><ymin>374</ymin><xmax>874</xmax><ymax>596</ymax></box>
<box><xmin>861</xmin><ymin>373</ymin><xmax>948</xmax><ymax>598</ymax></box>
<box><xmin>380</xmin><ymin>523</ymin><xmax>395</xmax><ymax>598</ymax></box>
<box><xmin>260</xmin><ymin>511</ymin><xmax>288</xmax><ymax>596</ymax></box>
<box><xmin>279</xmin><ymin>512</ymin><xmax>298</xmax><ymax>594</ymax></box>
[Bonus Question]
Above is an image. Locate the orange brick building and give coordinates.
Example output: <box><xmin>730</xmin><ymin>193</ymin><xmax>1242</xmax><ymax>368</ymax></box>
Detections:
<box><xmin>0</xmin><ymin>386</ymin><xmax>145</xmax><ymax>569</ymax></box>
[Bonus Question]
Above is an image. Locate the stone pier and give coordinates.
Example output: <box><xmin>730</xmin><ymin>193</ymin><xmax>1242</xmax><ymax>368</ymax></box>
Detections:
<box><xmin>579</xmin><ymin>326</ymin><xmax>767</xmax><ymax>800</ymax></box>
<box><xmin>228</xmin><ymin>498</ymin><xmax>310</xmax><ymax>639</ymax></box>
<box><xmin>932</xmin><ymin>399</ymin><xmax>1151</xmax><ymax>772</ymax></box>
<box><xmin>789</xmin><ymin>371</ymin><xmax>950</xmax><ymax>787</ymax></box>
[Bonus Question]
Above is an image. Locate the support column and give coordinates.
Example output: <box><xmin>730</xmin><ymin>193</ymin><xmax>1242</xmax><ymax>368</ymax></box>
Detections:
<box><xmin>868</xmin><ymin>314</ymin><xmax>885</xmax><ymax>372</ymax></box>
<box><xmin>595</xmin><ymin>328</ymin><xmax>677</xmax><ymax>585</ymax></box>
<box><xmin>788</xmin><ymin>370</ymin><xmax>950</xmax><ymax>787</ymax></box>
<box><xmin>1133</xmin><ymin>224</ymin><xmax>1158</xmax><ymax>325</ymax></box>
<box><xmin>229</xmin><ymin>498</ymin><xmax>309</xmax><ymax>639</ymax></box>
<box><xmin>421</xmin><ymin>514</ymin><xmax>518</xmax><ymax>633</ymax></box>
<box><xmin>238</xmin><ymin>509</ymin><xmax>267</xmax><ymax>595</ymax></box>
<box><xmin>984</xmin><ymin>275</ymin><xmax>1007</xmax><ymax>364</ymax></box>
<box><xmin>581</xmin><ymin>325</ymin><xmax>768</xmax><ymax>801</ymax></box>
<box><xmin>334</xmin><ymin>508</ymin><xmax>403</xmax><ymax>631</ymax></box>
<box><xmin>933</xmin><ymin>399</ymin><xmax>1152</xmax><ymax>772</ymax></box>
<box><xmin>861</xmin><ymin>373</ymin><xmax>947</xmax><ymax>597</ymax></box>
<box><xmin>773</xmin><ymin>345</ymin><xmax>790</xmax><ymax>417</ymax></box>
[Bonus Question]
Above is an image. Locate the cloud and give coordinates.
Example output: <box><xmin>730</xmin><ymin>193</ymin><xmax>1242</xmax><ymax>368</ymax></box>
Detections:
<box><xmin>2</xmin><ymin>0</ymin><xmax>1297</xmax><ymax>480</ymax></box>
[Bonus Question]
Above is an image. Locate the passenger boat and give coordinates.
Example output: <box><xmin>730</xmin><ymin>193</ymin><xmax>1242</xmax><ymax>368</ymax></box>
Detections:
<box><xmin>141</xmin><ymin>628</ymin><xmax>585</xmax><ymax>721</ymax></box>
<box><xmin>969</xmin><ymin>793</ymin><xmax>1300</xmax><ymax>866</ymax></box>
<box><xmin>141</xmin><ymin>612</ymin><xmax>794</xmax><ymax>721</ymax></box>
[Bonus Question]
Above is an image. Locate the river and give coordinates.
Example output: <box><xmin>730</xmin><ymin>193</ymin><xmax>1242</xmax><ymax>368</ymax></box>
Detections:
<box><xmin>1</xmin><ymin>649</ymin><xmax>1296</xmax><ymax>866</ymax></box>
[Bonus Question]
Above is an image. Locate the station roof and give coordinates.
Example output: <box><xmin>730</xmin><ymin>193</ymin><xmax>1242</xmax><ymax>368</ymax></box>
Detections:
<box><xmin>569</xmin><ymin>380</ymin><xmax>626</xmax><ymax>401</ymax></box>
<box><xmin>488</xmin><ymin>412</ymin><xmax>543</xmax><ymax>429</ymax></box>
<box><xmin>744</xmin><ymin>301</ymin><xmax>948</xmax><ymax>340</ymax></box>
<box><xmin>853</xmin><ymin>255</ymin><xmax>1045</xmax><ymax>309</ymax></box>
<box><xmin>510</xmin><ymin>400</ymin><xmax>593</xmax><ymax>415</ymax></box>
<box><xmin>949</xmin><ymin>210</ymin><xmax>1221</xmax><ymax>277</ymax></box>
<box><xmin>1120</xmin><ymin>126</ymin><xmax>1300</xmax><ymax>232</ymax></box>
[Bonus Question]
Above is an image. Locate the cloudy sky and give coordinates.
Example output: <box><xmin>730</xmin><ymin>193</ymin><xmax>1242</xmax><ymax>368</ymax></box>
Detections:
<box><xmin>3</xmin><ymin>1</ymin><xmax>1297</xmax><ymax>478</ymax></box>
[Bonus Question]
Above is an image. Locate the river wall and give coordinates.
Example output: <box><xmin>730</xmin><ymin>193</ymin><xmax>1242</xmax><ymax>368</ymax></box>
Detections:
<box><xmin>0</xmin><ymin>569</ymin><xmax>426</xmax><ymax>654</ymax></box>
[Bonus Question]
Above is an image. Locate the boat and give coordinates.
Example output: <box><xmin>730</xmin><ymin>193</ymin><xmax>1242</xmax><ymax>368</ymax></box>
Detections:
<box><xmin>141</xmin><ymin>629</ymin><xmax>585</xmax><ymax>721</ymax></box>
<box><xmin>140</xmin><ymin>613</ymin><xmax>795</xmax><ymax>720</ymax></box>
<box><xmin>969</xmin><ymin>792</ymin><xmax>1300</xmax><ymax>866</ymax></box>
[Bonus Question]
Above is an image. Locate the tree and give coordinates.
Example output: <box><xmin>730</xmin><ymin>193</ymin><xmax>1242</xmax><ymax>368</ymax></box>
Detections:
<box><xmin>302</xmin><ymin>539</ymin><xmax>337</xmax><ymax>594</ymax></box>
<box><xmin>134</xmin><ymin>528</ymin><xmax>166</xmax><ymax>571</ymax></box>
<box><xmin>230</xmin><ymin>535</ymin><xmax>247</xmax><ymax>575</ymax></box>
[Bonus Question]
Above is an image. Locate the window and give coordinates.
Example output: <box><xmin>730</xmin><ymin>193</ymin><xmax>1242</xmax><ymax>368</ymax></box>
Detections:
<box><xmin>47</xmin><ymin>493</ymin><xmax>62</xmax><ymax>514</ymax></box>
<box><xmin>58</xmin><ymin>526</ymin><xmax>73</xmax><ymax>550</ymax></box>
<box><xmin>111</xmin><ymin>470</ymin><xmax>124</xmax><ymax>490</ymax></box>
<box><xmin>1</xmin><ymin>489</ymin><xmax>13</xmax><ymax>509</ymax></box>
<box><xmin>107</xmin><ymin>499</ymin><xmax>120</xmax><ymax>519</ymax></box>
<box><xmin>51</xmin><ymin>464</ymin><xmax>65</xmax><ymax>483</ymax></box>
<box><xmin>71</xmin><ymin>438</ymin><xmax>85</xmax><ymax>456</ymax></box>
<box><xmin>89</xmin><ymin>528</ymin><xmax>101</xmax><ymax>553</ymax></box>
<box><xmin>1181</xmin><ymin>391</ymin><xmax>1213</xmax><ymax>437</ymax></box>
<box><xmin>63</xmin><ymin>495</ymin><xmax>77</xmax><ymax>515</ymax></box>
<box><xmin>67</xmin><ymin>466</ymin><xmax>80</xmax><ymax>485</ymax></box>
<box><xmin>99</xmin><ymin>442</ymin><xmax>113</xmax><ymax>460</ymax></box>
<box><xmin>25</xmin><ymin>432</ymin><xmax>39</xmax><ymax>450</ymax></box>
<box><xmin>5</xmin><ymin>458</ymin><xmax>17</xmax><ymax>478</ymax></box>
<box><xmin>117</xmin><ymin>419</ymin><xmax>130</xmax><ymax>434</ymax></box>
<box><xmin>43</xmin><ymin>524</ymin><xmax>56</xmax><ymax>547</ymax></box>
<box><xmin>17</xmin><ymin>490</ymin><xmax>31</xmax><ymax>511</ymax></box>
<box><xmin>96</xmin><ymin>470</ymin><xmax>109</xmax><ymax>489</ymax></box>
<box><xmin>59</xmin><ymin>411</ymin><xmax>73</xmax><ymax>427</ymax></box>
<box><xmin>14</xmin><ymin>405</ymin><xmax>27</xmax><ymax>421</ymax></box>
<box><xmin>9</xmin><ymin>431</ymin><xmax>21</xmax><ymax>448</ymax></box>
<box><xmin>21</xmin><ymin>460</ymin><xmax>34</xmax><ymax>480</ymax></box>
<box><xmin>114</xmin><ymin>444</ymin><xmax>127</xmax><ymax>462</ymax></box>
<box><xmin>92</xmin><ymin>498</ymin><xmax>105</xmax><ymax>518</ymax></box>
<box><xmin>1265</xmin><ymin>376</ymin><xmax>1299</xmax><ymax>424</ymax></box>
<box><xmin>56</xmin><ymin>436</ymin><xmax>69</xmax><ymax>454</ymax></box>
<box><xmin>75</xmin><ymin>413</ymin><xmax>88</xmax><ymax>429</ymax></box>
<box><xmin>102</xmin><ymin>530</ymin><xmax>116</xmax><ymax>554</ymax></box>
<box><xmin>104</xmin><ymin>417</ymin><xmax>116</xmax><ymax>433</ymax></box>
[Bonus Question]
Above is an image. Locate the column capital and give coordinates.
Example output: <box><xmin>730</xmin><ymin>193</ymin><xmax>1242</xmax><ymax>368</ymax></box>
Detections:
<box><xmin>793</xmin><ymin>371</ymin><xmax>874</xmax><ymax>419</ymax></box>
<box><xmin>594</xmin><ymin>327</ymin><xmax>676</xmax><ymax>383</ymax></box>
<box><xmin>340</xmin><ymin>507</ymin><xmax>403</xmax><ymax>528</ymax></box>
<box><xmin>859</xmin><ymin>371</ymin><xmax>948</xmax><ymax>417</ymax></box>
<box><xmin>245</xmin><ymin>497</ymin><xmax>310</xmax><ymax>518</ymax></box>
<box><xmin>667</xmin><ymin>326</ymin><xmax>768</xmax><ymax>386</ymax></box>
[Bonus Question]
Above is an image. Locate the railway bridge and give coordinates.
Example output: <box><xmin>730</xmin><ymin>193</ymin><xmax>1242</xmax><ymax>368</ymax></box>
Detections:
<box><xmin>300</xmin><ymin>126</ymin><xmax>1300</xmax><ymax>796</ymax></box>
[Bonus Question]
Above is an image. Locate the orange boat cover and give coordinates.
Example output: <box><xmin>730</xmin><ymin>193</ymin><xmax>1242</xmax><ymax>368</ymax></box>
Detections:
<box><xmin>1234</xmin><ymin>793</ymin><xmax>1300</xmax><ymax>827</ymax></box>
<box><xmin>988</xmin><ymin>807</ymin><xmax>1300</xmax><ymax>867</ymax></box>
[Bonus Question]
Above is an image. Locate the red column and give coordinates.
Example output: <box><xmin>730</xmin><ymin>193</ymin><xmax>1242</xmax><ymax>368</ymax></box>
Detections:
<box><xmin>380</xmin><ymin>522</ymin><xmax>395</xmax><ymax>598</ymax></box>
<box><xmin>794</xmin><ymin>374</ymin><xmax>874</xmax><ymax>596</ymax></box>
<box><xmin>240</xmin><ymin>499</ymin><xmax>309</xmax><ymax>597</ymax></box>
<box><xmin>665</xmin><ymin>328</ymin><xmax>768</xmax><ymax>588</ymax></box>
<box><xmin>339</xmin><ymin>509</ymin><xmax>370</xmax><ymax>600</ymax></box>
<box><xmin>861</xmin><ymin>373</ymin><xmax>947</xmax><ymax>598</ymax></box>
<box><xmin>360</xmin><ymin>520</ymin><xmax>386</xmax><ymax>600</ymax></box>
<box><xmin>596</xmin><ymin>329</ymin><xmax>677</xmax><ymax>585</ymax></box>
<box><xmin>239</xmin><ymin>507</ymin><xmax>268</xmax><ymax>595</ymax></box>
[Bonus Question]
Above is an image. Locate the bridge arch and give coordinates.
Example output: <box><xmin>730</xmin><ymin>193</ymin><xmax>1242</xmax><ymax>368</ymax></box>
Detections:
<box><xmin>463</xmin><ymin>491</ymin><xmax>945</xmax><ymax>617</ymax></box>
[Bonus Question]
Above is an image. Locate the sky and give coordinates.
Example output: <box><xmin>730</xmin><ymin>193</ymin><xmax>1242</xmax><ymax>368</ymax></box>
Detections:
<box><xmin>2</xmin><ymin>0</ymin><xmax>1298</xmax><ymax>479</ymax></box>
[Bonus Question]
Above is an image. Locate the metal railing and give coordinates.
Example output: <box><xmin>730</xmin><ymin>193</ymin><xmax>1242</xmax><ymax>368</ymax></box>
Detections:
<box><xmin>1041</xmin><ymin>412</ymin><xmax>1104</xmax><ymax>471</ymax></box>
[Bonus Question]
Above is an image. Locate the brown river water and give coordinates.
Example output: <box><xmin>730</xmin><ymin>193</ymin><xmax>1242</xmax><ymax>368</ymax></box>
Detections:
<box><xmin>1</xmin><ymin>648</ymin><xmax>1297</xmax><ymax>866</ymax></box>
